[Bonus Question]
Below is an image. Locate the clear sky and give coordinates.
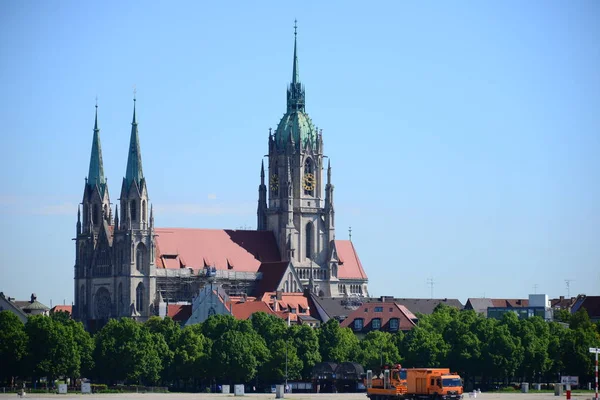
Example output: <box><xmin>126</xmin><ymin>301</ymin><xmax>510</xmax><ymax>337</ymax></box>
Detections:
<box><xmin>1</xmin><ymin>1</ymin><xmax>599</xmax><ymax>308</ymax></box>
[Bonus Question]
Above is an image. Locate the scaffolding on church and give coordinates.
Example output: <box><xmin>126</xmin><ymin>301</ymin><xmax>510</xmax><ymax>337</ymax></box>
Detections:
<box><xmin>156</xmin><ymin>267</ymin><xmax>261</xmax><ymax>304</ymax></box>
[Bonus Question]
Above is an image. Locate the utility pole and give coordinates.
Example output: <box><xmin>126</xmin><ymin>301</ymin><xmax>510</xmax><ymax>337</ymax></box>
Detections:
<box><xmin>590</xmin><ymin>347</ymin><xmax>599</xmax><ymax>400</ymax></box>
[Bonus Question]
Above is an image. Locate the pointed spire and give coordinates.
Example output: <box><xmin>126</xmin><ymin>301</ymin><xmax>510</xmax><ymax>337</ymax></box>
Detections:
<box><xmin>125</xmin><ymin>96</ymin><xmax>144</xmax><ymax>190</ymax></box>
<box><xmin>292</xmin><ymin>19</ymin><xmax>299</xmax><ymax>86</ymax></box>
<box><xmin>114</xmin><ymin>204</ymin><xmax>119</xmax><ymax>230</ymax></box>
<box><xmin>260</xmin><ymin>160</ymin><xmax>265</xmax><ymax>183</ymax></box>
<box><xmin>287</xmin><ymin>20</ymin><xmax>305</xmax><ymax>113</ymax></box>
<box><xmin>327</xmin><ymin>159</ymin><xmax>331</xmax><ymax>185</ymax></box>
<box><xmin>87</xmin><ymin>103</ymin><xmax>106</xmax><ymax>193</ymax></box>
<box><xmin>150</xmin><ymin>204</ymin><xmax>154</xmax><ymax>229</ymax></box>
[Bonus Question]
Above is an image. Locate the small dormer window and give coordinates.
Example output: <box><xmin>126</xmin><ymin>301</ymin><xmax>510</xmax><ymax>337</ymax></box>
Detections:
<box><xmin>389</xmin><ymin>318</ymin><xmax>399</xmax><ymax>331</ymax></box>
<box><xmin>354</xmin><ymin>318</ymin><xmax>363</xmax><ymax>331</ymax></box>
<box><xmin>372</xmin><ymin>318</ymin><xmax>381</xmax><ymax>330</ymax></box>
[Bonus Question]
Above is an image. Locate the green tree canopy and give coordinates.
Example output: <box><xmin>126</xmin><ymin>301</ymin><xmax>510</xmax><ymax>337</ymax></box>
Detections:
<box><xmin>25</xmin><ymin>315</ymin><xmax>79</xmax><ymax>381</ymax></box>
<box><xmin>94</xmin><ymin>318</ymin><xmax>162</xmax><ymax>384</ymax></box>
<box><xmin>0</xmin><ymin>311</ymin><xmax>28</xmax><ymax>385</ymax></box>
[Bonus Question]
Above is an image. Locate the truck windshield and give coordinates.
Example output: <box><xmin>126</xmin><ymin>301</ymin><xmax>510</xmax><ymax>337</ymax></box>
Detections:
<box><xmin>442</xmin><ymin>378</ymin><xmax>462</xmax><ymax>387</ymax></box>
<box><xmin>399</xmin><ymin>370</ymin><xmax>407</xmax><ymax>380</ymax></box>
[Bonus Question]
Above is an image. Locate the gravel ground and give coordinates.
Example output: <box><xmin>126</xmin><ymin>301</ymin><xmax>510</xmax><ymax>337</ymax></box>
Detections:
<box><xmin>0</xmin><ymin>392</ymin><xmax>596</xmax><ymax>400</ymax></box>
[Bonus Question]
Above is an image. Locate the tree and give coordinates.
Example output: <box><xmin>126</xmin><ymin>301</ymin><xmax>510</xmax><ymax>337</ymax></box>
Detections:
<box><xmin>0</xmin><ymin>311</ymin><xmax>28</xmax><ymax>386</ymax></box>
<box><xmin>172</xmin><ymin>325</ymin><xmax>210</xmax><ymax>385</ymax></box>
<box><xmin>401</xmin><ymin>326</ymin><xmax>449</xmax><ymax>367</ymax></box>
<box><xmin>484</xmin><ymin>323</ymin><xmax>523</xmax><ymax>382</ymax></box>
<box><xmin>210</xmin><ymin>329</ymin><xmax>269</xmax><ymax>384</ymax></box>
<box><xmin>259</xmin><ymin>339</ymin><xmax>302</xmax><ymax>383</ymax></box>
<box><xmin>200</xmin><ymin>314</ymin><xmax>238</xmax><ymax>340</ymax></box>
<box><xmin>94</xmin><ymin>318</ymin><xmax>162</xmax><ymax>384</ymax></box>
<box><xmin>357</xmin><ymin>331</ymin><xmax>400</xmax><ymax>371</ymax></box>
<box><xmin>318</xmin><ymin>319</ymin><xmax>360</xmax><ymax>362</ymax></box>
<box><xmin>25</xmin><ymin>315</ymin><xmax>79</xmax><ymax>382</ymax></box>
<box><xmin>145</xmin><ymin>317</ymin><xmax>180</xmax><ymax>383</ymax></box>
<box><xmin>443</xmin><ymin>310</ymin><xmax>482</xmax><ymax>382</ymax></box>
<box><xmin>289</xmin><ymin>324</ymin><xmax>321</xmax><ymax>380</ymax></box>
<box><xmin>50</xmin><ymin>312</ymin><xmax>94</xmax><ymax>377</ymax></box>
<box><xmin>251</xmin><ymin>312</ymin><xmax>287</xmax><ymax>344</ymax></box>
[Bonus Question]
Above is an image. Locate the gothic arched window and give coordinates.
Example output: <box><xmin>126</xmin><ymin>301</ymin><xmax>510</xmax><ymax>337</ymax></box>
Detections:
<box><xmin>136</xmin><ymin>243</ymin><xmax>146</xmax><ymax>273</ymax></box>
<box><xmin>136</xmin><ymin>283</ymin><xmax>145</xmax><ymax>313</ymax></box>
<box><xmin>93</xmin><ymin>203</ymin><xmax>99</xmax><ymax>225</ymax></box>
<box><xmin>79</xmin><ymin>285</ymin><xmax>85</xmax><ymax>307</ymax></box>
<box><xmin>142</xmin><ymin>200</ymin><xmax>146</xmax><ymax>224</ymax></box>
<box><xmin>118</xmin><ymin>283</ymin><xmax>123</xmax><ymax>315</ymax></box>
<box><xmin>130</xmin><ymin>200</ymin><xmax>137</xmax><ymax>222</ymax></box>
<box><xmin>305</xmin><ymin>222</ymin><xmax>313</xmax><ymax>260</ymax></box>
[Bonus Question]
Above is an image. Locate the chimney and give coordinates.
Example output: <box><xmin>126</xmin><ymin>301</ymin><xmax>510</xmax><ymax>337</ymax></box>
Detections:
<box><xmin>276</xmin><ymin>290</ymin><xmax>283</xmax><ymax>301</ymax></box>
<box><xmin>380</xmin><ymin>296</ymin><xmax>385</xmax><ymax>303</ymax></box>
<box><xmin>559</xmin><ymin>296</ymin><xmax>564</xmax><ymax>301</ymax></box>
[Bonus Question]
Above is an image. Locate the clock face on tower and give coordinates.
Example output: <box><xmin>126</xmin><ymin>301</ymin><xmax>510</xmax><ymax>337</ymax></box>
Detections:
<box><xmin>270</xmin><ymin>174</ymin><xmax>279</xmax><ymax>192</ymax></box>
<box><xmin>303</xmin><ymin>173</ymin><xmax>315</xmax><ymax>192</ymax></box>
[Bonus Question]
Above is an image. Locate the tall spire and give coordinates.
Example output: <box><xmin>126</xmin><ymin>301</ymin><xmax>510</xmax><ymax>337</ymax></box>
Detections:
<box><xmin>87</xmin><ymin>103</ymin><xmax>106</xmax><ymax>192</ymax></box>
<box><xmin>287</xmin><ymin>20</ymin><xmax>305</xmax><ymax>113</ymax></box>
<box><xmin>124</xmin><ymin>96</ymin><xmax>144</xmax><ymax>190</ymax></box>
<box><xmin>292</xmin><ymin>19</ymin><xmax>300</xmax><ymax>86</ymax></box>
<box><xmin>260</xmin><ymin>160</ymin><xmax>265</xmax><ymax>183</ymax></box>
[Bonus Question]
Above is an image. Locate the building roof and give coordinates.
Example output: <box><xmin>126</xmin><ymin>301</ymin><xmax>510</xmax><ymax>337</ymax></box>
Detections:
<box><xmin>465</xmin><ymin>298</ymin><xmax>527</xmax><ymax>314</ymax></box>
<box><xmin>50</xmin><ymin>305</ymin><xmax>72</xmax><ymax>315</ymax></box>
<box><xmin>261</xmin><ymin>292</ymin><xmax>311</xmax><ymax>315</ymax></box>
<box><xmin>572</xmin><ymin>295</ymin><xmax>600</xmax><ymax>319</ymax></box>
<box><xmin>254</xmin><ymin>262</ymin><xmax>290</xmax><ymax>296</ymax></box>
<box><xmin>154</xmin><ymin>228</ymin><xmax>281</xmax><ymax>272</ymax></box>
<box><xmin>335</xmin><ymin>240</ymin><xmax>368</xmax><ymax>280</ymax></box>
<box><xmin>340</xmin><ymin>301</ymin><xmax>417</xmax><ymax>331</ymax></box>
<box><xmin>391</xmin><ymin>298</ymin><xmax>463</xmax><ymax>315</ymax></box>
<box><xmin>550</xmin><ymin>296</ymin><xmax>578</xmax><ymax>309</ymax></box>
<box><xmin>310</xmin><ymin>295</ymin><xmax>365</xmax><ymax>322</ymax></box>
<box><xmin>230</xmin><ymin>300</ymin><xmax>277</xmax><ymax>320</ymax></box>
<box><xmin>167</xmin><ymin>304</ymin><xmax>192</xmax><ymax>322</ymax></box>
<box><xmin>124</xmin><ymin>99</ymin><xmax>144</xmax><ymax>191</ymax></box>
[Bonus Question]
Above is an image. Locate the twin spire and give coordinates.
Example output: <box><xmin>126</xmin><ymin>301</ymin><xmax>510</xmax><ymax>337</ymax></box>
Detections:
<box><xmin>86</xmin><ymin>97</ymin><xmax>144</xmax><ymax>194</ymax></box>
<box><xmin>124</xmin><ymin>97</ymin><xmax>144</xmax><ymax>190</ymax></box>
<box><xmin>87</xmin><ymin>103</ymin><xmax>106</xmax><ymax>195</ymax></box>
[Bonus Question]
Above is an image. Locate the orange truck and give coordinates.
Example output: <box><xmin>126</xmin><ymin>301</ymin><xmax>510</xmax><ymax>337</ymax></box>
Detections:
<box><xmin>366</xmin><ymin>365</ymin><xmax>463</xmax><ymax>400</ymax></box>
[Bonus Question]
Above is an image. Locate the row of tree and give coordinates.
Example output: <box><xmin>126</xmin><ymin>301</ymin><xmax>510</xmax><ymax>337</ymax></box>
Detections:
<box><xmin>0</xmin><ymin>306</ymin><xmax>599</xmax><ymax>389</ymax></box>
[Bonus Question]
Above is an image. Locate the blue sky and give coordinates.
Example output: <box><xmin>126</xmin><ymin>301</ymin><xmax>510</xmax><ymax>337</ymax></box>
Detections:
<box><xmin>1</xmin><ymin>1</ymin><xmax>599</xmax><ymax>307</ymax></box>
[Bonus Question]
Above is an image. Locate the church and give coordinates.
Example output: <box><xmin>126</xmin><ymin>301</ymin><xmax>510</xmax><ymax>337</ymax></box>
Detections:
<box><xmin>73</xmin><ymin>26</ymin><xmax>369</xmax><ymax>329</ymax></box>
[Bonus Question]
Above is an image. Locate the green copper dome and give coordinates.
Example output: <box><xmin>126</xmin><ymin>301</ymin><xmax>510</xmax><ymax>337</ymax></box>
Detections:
<box><xmin>275</xmin><ymin>110</ymin><xmax>317</xmax><ymax>149</ymax></box>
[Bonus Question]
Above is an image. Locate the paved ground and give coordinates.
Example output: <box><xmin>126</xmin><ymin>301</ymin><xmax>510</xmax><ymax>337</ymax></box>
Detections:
<box><xmin>0</xmin><ymin>392</ymin><xmax>596</xmax><ymax>400</ymax></box>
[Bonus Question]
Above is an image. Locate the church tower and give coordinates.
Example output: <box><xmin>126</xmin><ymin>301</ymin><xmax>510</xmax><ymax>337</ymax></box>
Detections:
<box><xmin>259</xmin><ymin>23</ymin><xmax>338</xmax><ymax>296</ymax></box>
<box><xmin>113</xmin><ymin>97</ymin><xmax>156</xmax><ymax>321</ymax></box>
<box><xmin>74</xmin><ymin>104</ymin><xmax>114</xmax><ymax>325</ymax></box>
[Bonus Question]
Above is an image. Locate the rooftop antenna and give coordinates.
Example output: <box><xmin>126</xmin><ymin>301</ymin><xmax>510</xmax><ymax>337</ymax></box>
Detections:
<box><xmin>533</xmin><ymin>284</ymin><xmax>538</xmax><ymax>294</ymax></box>
<box><xmin>348</xmin><ymin>226</ymin><xmax>352</xmax><ymax>241</ymax></box>
<box><xmin>565</xmin><ymin>279</ymin><xmax>574</xmax><ymax>298</ymax></box>
<box><xmin>427</xmin><ymin>277</ymin><xmax>434</xmax><ymax>299</ymax></box>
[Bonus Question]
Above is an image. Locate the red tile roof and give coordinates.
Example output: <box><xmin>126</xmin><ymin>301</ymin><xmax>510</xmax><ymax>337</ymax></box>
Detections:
<box><xmin>341</xmin><ymin>301</ymin><xmax>417</xmax><ymax>332</ymax></box>
<box><xmin>154</xmin><ymin>228</ymin><xmax>281</xmax><ymax>272</ymax></box>
<box><xmin>254</xmin><ymin>262</ymin><xmax>290</xmax><ymax>296</ymax></box>
<box><xmin>50</xmin><ymin>305</ymin><xmax>72</xmax><ymax>315</ymax></box>
<box><xmin>490</xmin><ymin>299</ymin><xmax>529</xmax><ymax>308</ymax></box>
<box><xmin>230</xmin><ymin>301</ymin><xmax>277</xmax><ymax>320</ymax></box>
<box><xmin>335</xmin><ymin>240</ymin><xmax>368</xmax><ymax>279</ymax></box>
<box><xmin>167</xmin><ymin>304</ymin><xmax>192</xmax><ymax>322</ymax></box>
<box><xmin>260</xmin><ymin>292</ymin><xmax>311</xmax><ymax>315</ymax></box>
